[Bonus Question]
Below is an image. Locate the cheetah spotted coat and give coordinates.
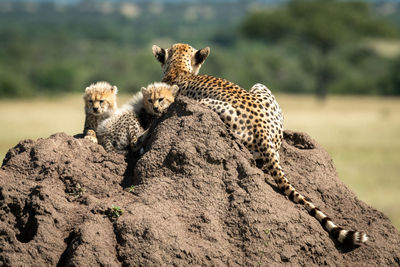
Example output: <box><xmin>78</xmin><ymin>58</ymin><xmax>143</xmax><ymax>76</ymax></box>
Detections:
<box><xmin>152</xmin><ymin>43</ymin><xmax>368</xmax><ymax>246</ymax></box>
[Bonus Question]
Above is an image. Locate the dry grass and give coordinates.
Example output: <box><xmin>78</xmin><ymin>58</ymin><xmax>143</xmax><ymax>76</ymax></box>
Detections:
<box><xmin>279</xmin><ymin>94</ymin><xmax>400</xmax><ymax>229</ymax></box>
<box><xmin>1</xmin><ymin>94</ymin><xmax>399</xmax><ymax>229</ymax></box>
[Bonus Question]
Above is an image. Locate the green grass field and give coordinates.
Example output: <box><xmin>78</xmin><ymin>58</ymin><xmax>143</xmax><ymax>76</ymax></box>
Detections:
<box><xmin>1</xmin><ymin>94</ymin><xmax>399</xmax><ymax>229</ymax></box>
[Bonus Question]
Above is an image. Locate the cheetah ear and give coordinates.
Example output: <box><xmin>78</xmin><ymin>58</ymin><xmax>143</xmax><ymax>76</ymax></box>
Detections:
<box><xmin>141</xmin><ymin>87</ymin><xmax>148</xmax><ymax>94</ymax></box>
<box><xmin>171</xmin><ymin>84</ymin><xmax>179</xmax><ymax>96</ymax></box>
<box><xmin>111</xmin><ymin>85</ymin><xmax>118</xmax><ymax>94</ymax></box>
<box><xmin>152</xmin><ymin>45</ymin><xmax>166</xmax><ymax>64</ymax></box>
<box><xmin>194</xmin><ymin>47</ymin><xmax>210</xmax><ymax>65</ymax></box>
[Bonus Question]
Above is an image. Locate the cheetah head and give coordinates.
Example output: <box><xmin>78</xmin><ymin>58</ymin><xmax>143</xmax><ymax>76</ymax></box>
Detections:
<box><xmin>152</xmin><ymin>43</ymin><xmax>210</xmax><ymax>75</ymax></box>
<box><xmin>83</xmin><ymin>81</ymin><xmax>118</xmax><ymax>116</ymax></box>
<box><xmin>141</xmin><ymin>82</ymin><xmax>179</xmax><ymax>117</ymax></box>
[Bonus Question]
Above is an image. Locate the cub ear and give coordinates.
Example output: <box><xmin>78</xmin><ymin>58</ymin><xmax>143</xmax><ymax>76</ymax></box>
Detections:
<box><xmin>194</xmin><ymin>47</ymin><xmax>210</xmax><ymax>65</ymax></box>
<box><xmin>141</xmin><ymin>87</ymin><xmax>148</xmax><ymax>94</ymax></box>
<box><xmin>171</xmin><ymin>84</ymin><xmax>179</xmax><ymax>96</ymax></box>
<box><xmin>152</xmin><ymin>45</ymin><xmax>166</xmax><ymax>64</ymax></box>
<box><xmin>111</xmin><ymin>85</ymin><xmax>118</xmax><ymax>94</ymax></box>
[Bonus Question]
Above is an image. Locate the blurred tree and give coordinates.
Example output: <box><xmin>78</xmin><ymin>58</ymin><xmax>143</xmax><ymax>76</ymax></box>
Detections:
<box><xmin>380</xmin><ymin>56</ymin><xmax>400</xmax><ymax>95</ymax></box>
<box><xmin>240</xmin><ymin>0</ymin><xmax>399</xmax><ymax>99</ymax></box>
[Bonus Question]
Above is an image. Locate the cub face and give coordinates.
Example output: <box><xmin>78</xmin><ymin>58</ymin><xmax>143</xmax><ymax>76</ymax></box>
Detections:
<box><xmin>141</xmin><ymin>82</ymin><xmax>179</xmax><ymax>117</ymax></box>
<box><xmin>152</xmin><ymin>43</ymin><xmax>210</xmax><ymax>75</ymax></box>
<box><xmin>84</xmin><ymin>81</ymin><xmax>118</xmax><ymax>116</ymax></box>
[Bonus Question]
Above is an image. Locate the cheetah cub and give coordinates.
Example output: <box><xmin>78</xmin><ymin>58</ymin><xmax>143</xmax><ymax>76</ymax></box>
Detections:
<box><xmin>96</xmin><ymin>97</ymin><xmax>144</xmax><ymax>155</ymax></box>
<box><xmin>141</xmin><ymin>82</ymin><xmax>179</xmax><ymax>119</ymax></box>
<box><xmin>96</xmin><ymin>82</ymin><xmax>178</xmax><ymax>154</ymax></box>
<box><xmin>83</xmin><ymin>81</ymin><xmax>118</xmax><ymax>143</ymax></box>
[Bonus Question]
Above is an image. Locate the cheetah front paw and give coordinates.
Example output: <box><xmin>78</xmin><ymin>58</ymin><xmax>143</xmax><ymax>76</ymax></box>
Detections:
<box><xmin>84</xmin><ymin>135</ymin><xmax>98</xmax><ymax>144</ymax></box>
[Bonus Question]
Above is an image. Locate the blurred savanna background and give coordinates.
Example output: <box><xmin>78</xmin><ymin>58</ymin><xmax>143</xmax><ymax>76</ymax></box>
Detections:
<box><xmin>0</xmin><ymin>0</ymin><xmax>399</xmax><ymax>229</ymax></box>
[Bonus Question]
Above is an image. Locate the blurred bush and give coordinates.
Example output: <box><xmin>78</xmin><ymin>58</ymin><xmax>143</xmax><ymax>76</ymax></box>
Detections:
<box><xmin>0</xmin><ymin>0</ymin><xmax>399</xmax><ymax>98</ymax></box>
<box><xmin>240</xmin><ymin>0</ymin><xmax>400</xmax><ymax>98</ymax></box>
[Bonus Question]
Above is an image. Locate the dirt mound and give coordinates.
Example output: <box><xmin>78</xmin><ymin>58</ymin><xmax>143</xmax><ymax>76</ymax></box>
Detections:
<box><xmin>1</xmin><ymin>97</ymin><xmax>399</xmax><ymax>266</ymax></box>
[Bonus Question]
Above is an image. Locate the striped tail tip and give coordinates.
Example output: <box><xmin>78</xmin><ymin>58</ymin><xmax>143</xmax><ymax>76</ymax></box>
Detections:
<box><xmin>332</xmin><ymin>228</ymin><xmax>368</xmax><ymax>246</ymax></box>
<box><xmin>352</xmin><ymin>231</ymin><xmax>369</xmax><ymax>246</ymax></box>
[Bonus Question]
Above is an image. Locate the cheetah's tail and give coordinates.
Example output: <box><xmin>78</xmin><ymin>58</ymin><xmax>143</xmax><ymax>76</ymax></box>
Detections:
<box><xmin>301</xmin><ymin>196</ymin><xmax>369</xmax><ymax>246</ymax></box>
<box><xmin>265</xmin><ymin>152</ymin><xmax>368</xmax><ymax>246</ymax></box>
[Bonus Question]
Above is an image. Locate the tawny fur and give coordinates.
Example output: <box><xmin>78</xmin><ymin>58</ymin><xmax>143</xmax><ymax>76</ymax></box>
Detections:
<box><xmin>83</xmin><ymin>81</ymin><xmax>118</xmax><ymax>144</ymax></box>
<box><xmin>141</xmin><ymin>82</ymin><xmax>179</xmax><ymax>117</ymax></box>
<box><xmin>97</xmin><ymin>99</ymin><xmax>144</xmax><ymax>155</ymax></box>
<box><xmin>96</xmin><ymin>82</ymin><xmax>178</xmax><ymax>154</ymax></box>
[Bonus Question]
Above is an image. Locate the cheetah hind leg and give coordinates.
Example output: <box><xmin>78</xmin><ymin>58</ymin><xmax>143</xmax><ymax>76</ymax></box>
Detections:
<box><xmin>249</xmin><ymin>83</ymin><xmax>272</xmax><ymax>96</ymax></box>
<box><xmin>248</xmin><ymin>83</ymin><xmax>283</xmax><ymax>123</ymax></box>
<box><xmin>249</xmin><ymin>83</ymin><xmax>278</xmax><ymax>110</ymax></box>
<box><xmin>249</xmin><ymin>83</ymin><xmax>284</xmax><ymax>149</ymax></box>
<box><xmin>261</xmin><ymin>145</ymin><xmax>368</xmax><ymax>246</ymax></box>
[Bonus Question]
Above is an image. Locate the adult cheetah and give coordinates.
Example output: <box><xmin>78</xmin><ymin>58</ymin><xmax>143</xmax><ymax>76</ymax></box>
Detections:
<box><xmin>152</xmin><ymin>43</ymin><xmax>368</xmax><ymax>246</ymax></box>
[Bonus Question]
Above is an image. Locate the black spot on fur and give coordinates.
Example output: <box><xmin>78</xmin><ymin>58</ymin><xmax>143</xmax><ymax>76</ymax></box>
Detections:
<box><xmin>255</xmin><ymin>159</ymin><xmax>264</xmax><ymax>168</ymax></box>
<box><xmin>288</xmin><ymin>190</ymin><xmax>295</xmax><ymax>201</ymax></box>
<box><xmin>284</xmin><ymin>185</ymin><xmax>289</xmax><ymax>191</ymax></box>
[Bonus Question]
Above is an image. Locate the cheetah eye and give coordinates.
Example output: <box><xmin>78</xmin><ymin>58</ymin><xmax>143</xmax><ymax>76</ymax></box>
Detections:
<box><xmin>159</xmin><ymin>97</ymin><xmax>164</xmax><ymax>102</ymax></box>
<box><xmin>89</xmin><ymin>100</ymin><xmax>93</xmax><ymax>104</ymax></box>
<box><xmin>99</xmin><ymin>100</ymin><xmax>104</xmax><ymax>104</ymax></box>
<box><xmin>148</xmin><ymin>99</ymin><xmax>153</xmax><ymax>104</ymax></box>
